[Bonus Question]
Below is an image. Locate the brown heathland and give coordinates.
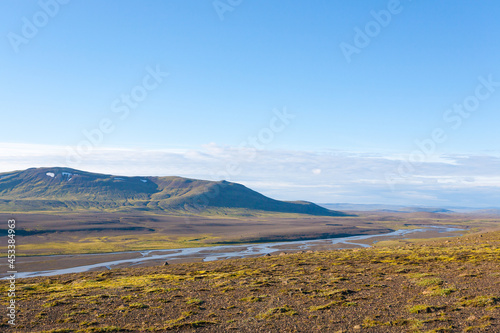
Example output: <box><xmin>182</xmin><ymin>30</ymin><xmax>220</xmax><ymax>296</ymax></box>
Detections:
<box><xmin>1</xmin><ymin>230</ymin><xmax>499</xmax><ymax>332</ymax></box>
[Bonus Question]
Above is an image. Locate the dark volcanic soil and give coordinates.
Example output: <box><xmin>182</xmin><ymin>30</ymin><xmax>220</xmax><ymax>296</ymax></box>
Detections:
<box><xmin>1</xmin><ymin>231</ymin><xmax>499</xmax><ymax>332</ymax></box>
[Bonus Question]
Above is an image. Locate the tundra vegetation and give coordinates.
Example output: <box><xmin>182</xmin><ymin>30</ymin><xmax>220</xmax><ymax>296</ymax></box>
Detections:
<box><xmin>0</xmin><ymin>230</ymin><xmax>498</xmax><ymax>332</ymax></box>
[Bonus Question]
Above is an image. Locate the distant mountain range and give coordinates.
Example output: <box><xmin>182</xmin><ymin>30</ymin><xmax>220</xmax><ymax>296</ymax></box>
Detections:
<box><xmin>320</xmin><ymin>203</ymin><xmax>453</xmax><ymax>213</ymax></box>
<box><xmin>320</xmin><ymin>203</ymin><xmax>500</xmax><ymax>214</ymax></box>
<box><xmin>0</xmin><ymin>167</ymin><xmax>347</xmax><ymax>216</ymax></box>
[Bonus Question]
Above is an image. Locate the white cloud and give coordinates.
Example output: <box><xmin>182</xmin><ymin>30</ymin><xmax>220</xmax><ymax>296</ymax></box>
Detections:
<box><xmin>1</xmin><ymin>142</ymin><xmax>500</xmax><ymax>207</ymax></box>
<box><xmin>312</xmin><ymin>168</ymin><xmax>322</xmax><ymax>175</ymax></box>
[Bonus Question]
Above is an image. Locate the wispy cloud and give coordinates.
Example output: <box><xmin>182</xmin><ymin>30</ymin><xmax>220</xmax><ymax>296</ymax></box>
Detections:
<box><xmin>1</xmin><ymin>142</ymin><xmax>499</xmax><ymax>207</ymax></box>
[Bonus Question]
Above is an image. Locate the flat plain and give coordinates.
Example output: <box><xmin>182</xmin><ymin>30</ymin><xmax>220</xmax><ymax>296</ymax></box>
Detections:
<box><xmin>1</xmin><ymin>210</ymin><xmax>498</xmax><ymax>274</ymax></box>
<box><xmin>0</xmin><ymin>227</ymin><xmax>498</xmax><ymax>332</ymax></box>
<box><xmin>2</xmin><ymin>210</ymin><xmax>496</xmax><ymax>256</ymax></box>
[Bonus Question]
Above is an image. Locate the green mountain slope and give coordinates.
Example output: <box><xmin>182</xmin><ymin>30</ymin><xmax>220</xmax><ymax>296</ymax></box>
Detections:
<box><xmin>0</xmin><ymin>167</ymin><xmax>347</xmax><ymax>216</ymax></box>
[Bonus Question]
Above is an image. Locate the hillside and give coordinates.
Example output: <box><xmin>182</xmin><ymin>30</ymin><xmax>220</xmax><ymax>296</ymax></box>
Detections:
<box><xmin>0</xmin><ymin>167</ymin><xmax>345</xmax><ymax>216</ymax></box>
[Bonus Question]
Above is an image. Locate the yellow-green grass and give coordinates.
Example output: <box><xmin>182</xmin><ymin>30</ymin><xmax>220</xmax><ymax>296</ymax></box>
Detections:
<box><xmin>16</xmin><ymin>234</ymin><xmax>221</xmax><ymax>256</ymax></box>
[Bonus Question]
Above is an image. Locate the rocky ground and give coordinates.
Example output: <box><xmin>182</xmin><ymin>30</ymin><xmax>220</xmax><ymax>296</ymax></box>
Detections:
<box><xmin>1</xmin><ymin>231</ymin><xmax>499</xmax><ymax>332</ymax></box>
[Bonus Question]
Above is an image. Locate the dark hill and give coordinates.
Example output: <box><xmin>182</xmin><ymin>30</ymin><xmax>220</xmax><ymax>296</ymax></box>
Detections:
<box><xmin>0</xmin><ymin>168</ymin><xmax>347</xmax><ymax>216</ymax></box>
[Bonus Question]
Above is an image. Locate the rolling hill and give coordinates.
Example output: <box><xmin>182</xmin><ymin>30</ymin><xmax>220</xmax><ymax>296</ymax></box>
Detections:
<box><xmin>0</xmin><ymin>167</ymin><xmax>346</xmax><ymax>216</ymax></box>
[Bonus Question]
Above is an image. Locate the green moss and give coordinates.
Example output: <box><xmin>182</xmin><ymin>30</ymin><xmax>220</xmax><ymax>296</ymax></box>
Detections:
<box><xmin>83</xmin><ymin>327</ymin><xmax>125</xmax><ymax>332</ymax></box>
<box><xmin>128</xmin><ymin>302</ymin><xmax>149</xmax><ymax>309</ymax></box>
<box><xmin>257</xmin><ymin>305</ymin><xmax>297</xmax><ymax>319</ymax></box>
<box><xmin>424</xmin><ymin>286</ymin><xmax>456</xmax><ymax>296</ymax></box>
<box><xmin>416</xmin><ymin>278</ymin><xmax>444</xmax><ymax>287</ymax></box>
<box><xmin>409</xmin><ymin>304</ymin><xmax>442</xmax><ymax>314</ymax></box>
<box><xmin>240</xmin><ymin>295</ymin><xmax>266</xmax><ymax>302</ymax></box>
<box><xmin>460</xmin><ymin>296</ymin><xmax>499</xmax><ymax>307</ymax></box>
<box><xmin>186</xmin><ymin>298</ymin><xmax>204</xmax><ymax>305</ymax></box>
<box><xmin>363</xmin><ymin>317</ymin><xmax>390</xmax><ymax>327</ymax></box>
<box><xmin>309</xmin><ymin>301</ymin><xmax>341</xmax><ymax>311</ymax></box>
<box><xmin>165</xmin><ymin>320</ymin><xmax>217</xmax><ymax>329</ymax></box>
<box><xmin>43</xmin><ymin>300</ymin><xmax>67</xmax><ymax>307</ymax></box>
<box><xmin>79</xmin><ymin>320</ymin><xmax>99</xmax><ymax>326</ymax></box>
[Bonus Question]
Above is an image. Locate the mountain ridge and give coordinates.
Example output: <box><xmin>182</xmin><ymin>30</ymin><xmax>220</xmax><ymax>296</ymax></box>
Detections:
<box><xmin>0</xmin><ymin>167</ymin><xmax>347</xmax><ymax>216</ymax></box>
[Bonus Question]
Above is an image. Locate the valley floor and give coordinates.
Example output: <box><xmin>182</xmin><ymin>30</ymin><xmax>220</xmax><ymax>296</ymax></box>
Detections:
<box><xmin>1</xmin><ymin>230</ymin><xmax>499</xmax><ymax>332</ymax></box>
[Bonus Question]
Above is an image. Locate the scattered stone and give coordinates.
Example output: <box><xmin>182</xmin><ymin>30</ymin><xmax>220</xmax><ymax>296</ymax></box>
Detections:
<box><xmin>264</xmin><ymin>253</ymin><xmax>271</xmax><ymax>257</ymax></box>
<box><xmin>163</xmin><ymin>261</ymin><xmax>169</xmax><ymax>266</ymax></box>
<box><xmin>279</xmin><ymin>252</ymin><xmax>287</xmax><ymax>256</ymax></box>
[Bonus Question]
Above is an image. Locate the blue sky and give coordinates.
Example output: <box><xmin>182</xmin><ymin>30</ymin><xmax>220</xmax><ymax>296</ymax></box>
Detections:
<box><xmin>1</xmin><ymin>1</ymin><xmax>500</xmax><ymax>207</ymax></box>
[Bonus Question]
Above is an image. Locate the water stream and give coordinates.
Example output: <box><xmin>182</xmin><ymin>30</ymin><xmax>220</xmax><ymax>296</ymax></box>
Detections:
<box><xmin>10</xmin><ymin>225</ymin><xmax>463</xmax><ymax>279</ymax></box>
